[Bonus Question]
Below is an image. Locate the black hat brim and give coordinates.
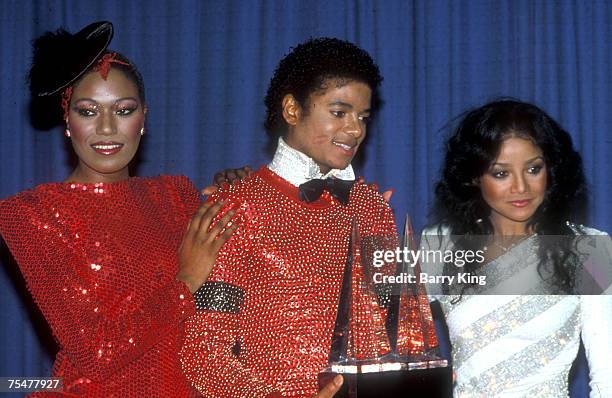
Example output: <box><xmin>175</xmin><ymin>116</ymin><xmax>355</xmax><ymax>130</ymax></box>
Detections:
<box><xmin>30</xmin><ymin>21</ymin><xmax>114</xmax><ymax>97</ymax></box>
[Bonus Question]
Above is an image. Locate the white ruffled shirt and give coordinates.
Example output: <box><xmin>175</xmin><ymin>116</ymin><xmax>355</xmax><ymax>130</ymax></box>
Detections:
<box><xmin>267</xmin><ymin>137</ymin><xmax>355</xmax><ymax>187</ymax></box>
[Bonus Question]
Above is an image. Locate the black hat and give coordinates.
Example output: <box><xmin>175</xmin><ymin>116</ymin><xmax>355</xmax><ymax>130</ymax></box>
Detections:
<box><xmin>29</xmin><ymin>21</ymin><xmax>113</xmax><ymax>97</ymax></box>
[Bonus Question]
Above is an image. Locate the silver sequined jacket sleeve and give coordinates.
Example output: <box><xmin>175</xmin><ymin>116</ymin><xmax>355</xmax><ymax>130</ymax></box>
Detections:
<box><xmin>578</xmin><ymin>228</ymin><xmax>612</xmax><ymax>398</ymax></box>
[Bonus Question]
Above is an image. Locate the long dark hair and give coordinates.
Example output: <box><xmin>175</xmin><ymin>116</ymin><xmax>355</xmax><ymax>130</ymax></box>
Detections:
<box><xmin>433</xmin><ymin>99</ymin><xmax>587</xmax><ymax>292</ymax></box>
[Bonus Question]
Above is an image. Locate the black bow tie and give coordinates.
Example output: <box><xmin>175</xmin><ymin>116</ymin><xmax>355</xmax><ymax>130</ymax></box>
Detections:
<box><xmin>298</xmin><ymin>178</ymin><xmax>354</xmax><ymax>205</ymax></box>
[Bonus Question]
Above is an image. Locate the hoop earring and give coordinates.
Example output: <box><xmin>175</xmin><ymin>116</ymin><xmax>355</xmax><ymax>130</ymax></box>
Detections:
<box><xmin>64</xmin><ymin>129</ymin><xmax>71</xmax><ymax>138</ymax></box>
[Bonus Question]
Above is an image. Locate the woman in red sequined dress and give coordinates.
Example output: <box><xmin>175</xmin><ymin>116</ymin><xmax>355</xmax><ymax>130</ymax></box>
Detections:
<box><xmin>0</xmin><ymin>22</ymin><xmax>236</xmax><ymax>397</ymax></box>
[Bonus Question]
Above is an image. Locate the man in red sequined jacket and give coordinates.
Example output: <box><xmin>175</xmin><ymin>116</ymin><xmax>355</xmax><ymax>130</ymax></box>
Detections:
<box><xmin>180</xmin><ymin>38</ymin><xmax>397</xmax><ymax>398</ymax></box>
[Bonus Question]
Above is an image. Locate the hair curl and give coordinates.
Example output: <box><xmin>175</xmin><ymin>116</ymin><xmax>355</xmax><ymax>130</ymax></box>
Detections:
<box><xmin>433</xmin><ymin>99</ymin><xmax>588</xmax><ymax>292</ymax></box>
<box><xmin>73</xmin><ymin>50</ymin><xmax>146</xmax><ymax>104</ymax></box>
<box><xmin>264</xmin><ymin>37</ymin><xmax>382</xmax><ymax>136</ymax></box>
<box><xmin>108</xmin><ymin>51</ymin><xmax>145</xmax><ymax>104</ymax></box>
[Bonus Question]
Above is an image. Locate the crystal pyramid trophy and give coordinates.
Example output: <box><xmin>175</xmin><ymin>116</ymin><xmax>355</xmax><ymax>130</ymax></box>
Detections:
<box><xmin>318</xmin><ymin>217</ymin><xmax>451</xmax><ymax>397</ymax></box>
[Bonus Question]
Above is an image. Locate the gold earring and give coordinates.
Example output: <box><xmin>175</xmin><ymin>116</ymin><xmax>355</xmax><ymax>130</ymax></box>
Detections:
<box><xmin>64</xmin><ymin>129</ymin><xmax>71</xmax><ymax>138</ymax></box>
<box><xmin>140</xmin><ymin>127</ymin><xmax>145</xmax><ymax>136</ymax></box>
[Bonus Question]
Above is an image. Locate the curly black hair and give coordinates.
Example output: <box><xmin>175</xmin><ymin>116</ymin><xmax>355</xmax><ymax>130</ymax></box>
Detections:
<box><xmin>264</xmin><ymin>37</ymin><xmax>382</xmax><ymax>136</ymax></box>
<box><xmin>433</xmin><ymin>99</ymin><xmax>588</xmax><ymax>292</ymax></box>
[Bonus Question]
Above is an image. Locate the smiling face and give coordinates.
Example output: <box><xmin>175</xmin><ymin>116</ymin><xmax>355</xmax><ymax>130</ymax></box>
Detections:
<box><xmin>66</xmin><ymin>68</ymin><xmax>146</xmax><ymax>183</ymax></box>
<box><xmin>283</xmin><ymin>79</ymin><xmax>372</xmax><ymax>174</ymax></box>
<box><xmin>479</xmin><ymin>136</ymin><xmax>548</xmax><ymax>234</ymax></box>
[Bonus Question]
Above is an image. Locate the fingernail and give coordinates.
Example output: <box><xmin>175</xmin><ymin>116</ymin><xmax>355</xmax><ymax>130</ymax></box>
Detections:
<box><xmin>334</xmin><ymin>375</ymin><xmax>343</xmax><ymax>387</ymax></box>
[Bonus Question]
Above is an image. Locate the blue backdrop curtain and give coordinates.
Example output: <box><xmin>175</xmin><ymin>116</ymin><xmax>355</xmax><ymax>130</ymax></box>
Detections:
<box><xmin>1</xmin><ymin>1</ymin><xmax>610</xmax><ymax>396</ymax></box>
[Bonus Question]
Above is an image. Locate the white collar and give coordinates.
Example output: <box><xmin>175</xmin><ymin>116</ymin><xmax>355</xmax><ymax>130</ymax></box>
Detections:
<box><xmin>267</xmin><ymin>137</ymin><xmax>355</xmax><ymax>187</ymax></box>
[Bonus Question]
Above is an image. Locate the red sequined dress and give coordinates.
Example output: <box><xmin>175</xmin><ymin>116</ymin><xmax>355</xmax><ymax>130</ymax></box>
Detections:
<box><xmin>179</xmin><ymin>166</ymin><xmax>397</xmax><ymax>398</ymax></box>
<box><xmin>0</xmin><ymin>176</ymin><xmax>201</xmax><ymax>397</ymax></box>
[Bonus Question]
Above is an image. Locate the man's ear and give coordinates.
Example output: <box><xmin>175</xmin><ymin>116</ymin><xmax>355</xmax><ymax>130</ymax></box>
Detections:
<box><xmin>282</xmin><ymin>94</ymin><xmax>301</xmax><ymax>126</ymax></box>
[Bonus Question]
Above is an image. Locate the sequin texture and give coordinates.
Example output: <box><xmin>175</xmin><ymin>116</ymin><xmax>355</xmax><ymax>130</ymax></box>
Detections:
<box><xmin>422</xmin><ymin>226</ymin><xmax>612</xmax><ymax>397</ymax></box>
<box><xmin>180</xmin><ymin>167</ymin><xmax>398</xmax><ymax>397</ymax></box>
<box><xmin>0</xmin><ymin>176</ymin><xmax>201</xmax><ymax>397</ymax></box>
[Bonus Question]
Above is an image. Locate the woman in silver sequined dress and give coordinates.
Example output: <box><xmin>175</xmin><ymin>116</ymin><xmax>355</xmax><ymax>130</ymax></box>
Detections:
<box><xmin>420</xmin><ymin>99</ymin><xmax>612</xmax><ymax>397</ymax></box>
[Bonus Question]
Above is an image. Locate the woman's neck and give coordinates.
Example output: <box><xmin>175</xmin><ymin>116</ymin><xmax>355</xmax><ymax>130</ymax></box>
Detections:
<box><xmin>489</xmin><ymin>217</ymin><xmax>532</xmax><ymax>236</ymax></box>
<box><xmin>65</xmin><ymin>165</ymin><xmax>129</xmax><ymax>184</ymax></box>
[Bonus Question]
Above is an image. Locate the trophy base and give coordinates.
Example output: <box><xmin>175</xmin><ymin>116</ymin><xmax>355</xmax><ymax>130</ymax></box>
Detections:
<box><xmin>318</xmin><ymin>361</ymin><xmax>452</xmax><ymax>398</ymax></box>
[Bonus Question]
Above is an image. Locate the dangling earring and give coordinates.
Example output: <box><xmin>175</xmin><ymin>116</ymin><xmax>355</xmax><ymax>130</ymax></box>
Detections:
<box><xmin>64</xmin><ymin>128</ymin><xmax>71</xmax><ymax>138</ymax></box>
<box><xmin>140</xmin><ymin>127</ymin><xmax>145</xmax><ymax>136</ymax></box>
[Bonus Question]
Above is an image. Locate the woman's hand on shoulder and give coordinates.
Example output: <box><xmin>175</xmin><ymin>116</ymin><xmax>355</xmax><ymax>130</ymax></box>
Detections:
<box><xmin>201</xmin><ymin>166</ymin><xmax>253</xmax><ymax>196</ymax></box>
<box><xmin>357</xmin><ymin>177</ymin><xmax>394</xmax><ymax>202</ymax></box>
<box><xmin>176</xmin><ymin>200</ymin><xmax>238</xmax><ymax>293</ymax></box>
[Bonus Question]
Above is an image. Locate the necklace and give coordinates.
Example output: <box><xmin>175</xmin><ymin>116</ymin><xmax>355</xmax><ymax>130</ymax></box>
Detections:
<box><xmin>487</xmin><ymin>234</ymin><xmax>534</xmax><ymax>253</ymax></box>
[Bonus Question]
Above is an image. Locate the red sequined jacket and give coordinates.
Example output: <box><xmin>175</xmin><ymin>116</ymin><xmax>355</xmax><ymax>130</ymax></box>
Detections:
<box><xmin>0</xmin><ymin>176</ymin><xmax>201</xmax><ymax>397</ymax></box>
<box><xmin>180</xmin><ymin>167</ymin><xmax>397</xmax><ymax>398</ymax></box>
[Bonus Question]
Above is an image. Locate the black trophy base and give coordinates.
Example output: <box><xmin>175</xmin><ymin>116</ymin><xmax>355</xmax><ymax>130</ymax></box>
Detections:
<box><xmin>318</xmin><ymin>367</ymin><xmax>452</xmax><ymax>398</ymax></box>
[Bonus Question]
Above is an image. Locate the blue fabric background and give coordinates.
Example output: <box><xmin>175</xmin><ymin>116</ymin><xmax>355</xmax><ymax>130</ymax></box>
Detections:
<box><xmin>1</xmin><ymin>1</ymin><xmax>610</xmax><ymax>396</ymax></box>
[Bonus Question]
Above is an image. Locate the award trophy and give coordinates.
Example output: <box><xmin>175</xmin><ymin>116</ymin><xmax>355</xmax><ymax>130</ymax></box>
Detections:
<box><xmin>318</xmin><ymin>217</ymin><xmax>451</xmax><ymax>397</ymax></box>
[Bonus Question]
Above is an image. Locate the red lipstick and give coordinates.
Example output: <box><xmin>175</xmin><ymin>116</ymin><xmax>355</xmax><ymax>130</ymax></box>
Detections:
<box><xmin>509</xmin><ymin>200</ymin><xmax>531</xmax><ymax>208</ymax></box>
<box><xmin>91</xmin><ymin>142</ymin><xmax>124</xmax><ymax>155</ymax></box>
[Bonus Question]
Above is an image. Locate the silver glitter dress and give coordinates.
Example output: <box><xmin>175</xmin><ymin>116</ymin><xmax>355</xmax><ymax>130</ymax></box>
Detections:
<box><xmin>420</xmin><ymin>226</ymin><xmax>612</xmax><ymax>398</ymax></box>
